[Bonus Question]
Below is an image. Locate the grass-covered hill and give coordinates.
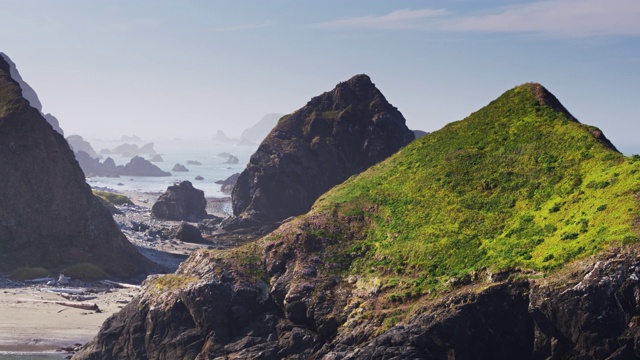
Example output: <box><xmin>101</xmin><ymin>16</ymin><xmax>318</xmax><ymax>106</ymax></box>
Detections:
<box><xmin>75</xmin><ymin>83</ymin><xmax>640</xmax><ymax>359</ymax></box>
<box><xmin>305</xmin><ymin>82</ymin><xmax>640</xmax><ymax>297</ymax></box>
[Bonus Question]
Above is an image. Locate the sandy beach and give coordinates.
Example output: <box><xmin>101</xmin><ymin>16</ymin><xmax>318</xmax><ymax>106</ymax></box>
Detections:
<box><xmin>0</xmin><ymin>190</ymin><xmax>234</xmax><ymax>356</ymax></box>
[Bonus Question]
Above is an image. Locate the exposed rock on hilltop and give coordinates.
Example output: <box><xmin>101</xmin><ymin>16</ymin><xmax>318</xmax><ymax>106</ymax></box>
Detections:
<box><xmin>0</xmin><ymin>55</ymin><xmax>149</xmax><ymax>278</ymax></box>
<box><xmin>228</xmin><ymin>74</ymin><xmax>414</xmax><ymax>229</ymax></box>
<box><xmin>151</xmin><ymin>181</ymin><xmax>207</xmax><ymax>221</ymax></box>
<box><xmin>0</xmin><ymin>52</ymin><xmax>64</xmax><ymax>135</ymax></box>
<box><xmin>75</xmin><ymin>83</ymin><xmax>640</xmax><ymax>359</ymax></box>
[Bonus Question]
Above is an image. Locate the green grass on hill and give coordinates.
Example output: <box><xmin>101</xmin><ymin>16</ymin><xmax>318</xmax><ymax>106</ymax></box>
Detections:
<box><xmin>92</xmin><ymin>190</ymin><xmax>133</xmax><ymax>206</ymax></box>
<box><xmin>302</xmin><ymin>83</ymin><xmax>640</xmax><ymax>298</ymax></box>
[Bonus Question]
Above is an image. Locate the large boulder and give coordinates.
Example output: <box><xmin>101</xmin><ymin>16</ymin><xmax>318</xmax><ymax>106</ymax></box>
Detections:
<box><xmin>228</xmin><ymin>74</ymin><xmax>414</xmax><ymax>228</ymax></box>
<box><xmin>151</xmin><ymin>181</ymin><xmax>207</xmax><ymax>221</ymax></box>
<box><xmin>0</xmin><ymin>54</ymin><xmax>149</xmax><ymax>278</ymax></box>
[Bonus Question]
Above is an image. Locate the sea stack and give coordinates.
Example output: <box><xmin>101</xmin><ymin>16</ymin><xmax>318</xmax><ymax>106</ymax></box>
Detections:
<box><xmin>226</xmin><ymin>74</ymin><xmax>414</xmax><ymax>230</ymax></box>
<box><xmin>0</xmin><ymin>54</ymin><xmax>149</xmax><ymax>278</ymax></box>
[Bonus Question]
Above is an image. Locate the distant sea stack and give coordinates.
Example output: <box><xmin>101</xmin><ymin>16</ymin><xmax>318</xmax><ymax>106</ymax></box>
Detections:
<box><xmin>0</xmin><ymin>55</ymin><xmax>149</xmax><ymax>278</ymax></box>
<box><xmin>227</xmin><ymin>74</ymin><xmax>414</xmax><ymax>229</ymax></box>
<box><xmin>0</xmin><ymin>52</ymin><xmax>64</xmax><ymax>135</ymax></box>
<box><xmin>239</xmin><ymin>113</ymin><xmax>283</xmax><ymax>144</ymax></box>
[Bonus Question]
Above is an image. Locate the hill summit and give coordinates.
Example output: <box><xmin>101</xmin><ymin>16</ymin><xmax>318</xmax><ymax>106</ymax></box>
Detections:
<box><xmin>75</xmin><ymin>83</ymin><xmax>640</xmax><ymax>359</ymax></box>
<box><xmin>227</xmin><ymin>74</ymin><xmax>414</xmax><ymax>230</ymax></box>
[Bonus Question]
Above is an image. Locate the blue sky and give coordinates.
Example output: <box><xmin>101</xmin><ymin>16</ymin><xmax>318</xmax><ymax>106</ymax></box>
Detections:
<box><xmin>1</xmin><ymin>0</ymin><xmax>639</xmax><ymax>153</ymax></box>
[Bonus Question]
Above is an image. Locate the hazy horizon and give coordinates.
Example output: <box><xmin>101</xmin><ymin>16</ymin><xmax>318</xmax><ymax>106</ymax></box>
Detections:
<box><xmin>1</xmin><ymin>1</ymin><xmax>639</xmax><ymax>153</ymax></box>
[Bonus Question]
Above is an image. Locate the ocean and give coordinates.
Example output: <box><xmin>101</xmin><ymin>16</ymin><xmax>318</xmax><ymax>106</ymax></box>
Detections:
<box><xmin>86</xmin><ymin>138</ymin><xmax>258</xmax><ymax>197</ymax></box>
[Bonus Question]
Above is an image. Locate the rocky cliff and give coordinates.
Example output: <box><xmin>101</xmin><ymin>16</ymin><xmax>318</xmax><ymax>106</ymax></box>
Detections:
<box><xmin>0</xmin><ymin>55</ymin><xmax>149</xmax><ymax>278</ymax></box>
<box><xmin>228</xmin><ymin>74</ymin><xmax>414</xmax><ymax>229</ymax></box>
<box><xmin>74</xmin><ymin>83</ymin><xmax>640</xmax><ymax>359</ymax></box>
<box><xmin>0</xmin><ymin>52</ymin><xmax>64</xmax><ymax>135</ymax></box>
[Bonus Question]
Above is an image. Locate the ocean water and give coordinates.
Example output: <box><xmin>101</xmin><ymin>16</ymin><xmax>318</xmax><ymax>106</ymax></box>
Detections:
<box><xmin>86</xmin><ymin>138</ymin><xmax>258</xmax><ymax>197</ymax></box>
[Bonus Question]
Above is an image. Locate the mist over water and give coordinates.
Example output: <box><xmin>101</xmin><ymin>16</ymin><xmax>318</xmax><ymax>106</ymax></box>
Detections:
<box><xmin>86</xmin><ymin>138</ymin><xmax>257</xmax><ymax>197</ymax></box>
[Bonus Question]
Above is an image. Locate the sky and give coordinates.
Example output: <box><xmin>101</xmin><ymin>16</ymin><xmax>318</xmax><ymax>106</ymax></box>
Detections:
<box><xmin>0</xmin><ymin>0</ymin><xmax>639</xmax><ymax>153</ymax></box>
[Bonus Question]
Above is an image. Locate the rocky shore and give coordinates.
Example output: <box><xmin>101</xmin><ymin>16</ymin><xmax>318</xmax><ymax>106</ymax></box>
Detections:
<box><xmin>0</xmin><ymin>189</ymin><xmax>237</xmax><ymax>356</ymax></box>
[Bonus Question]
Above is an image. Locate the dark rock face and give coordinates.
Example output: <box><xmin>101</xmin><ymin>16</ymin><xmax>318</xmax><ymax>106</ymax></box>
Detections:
<box><xmin>120</xmin><ymin>156</ymin><xmax>171</xmax><ymax>177</ymax></box>
<box><xmin>186</xmin><ymin>160</ymin><xmax>202</xmax><ymax>166</ymax></box>
<box><xmin>172</xmin><ymin>163</ymin><xmax>189</xmax><ymax>172</ymax></box>
<box><xmin>0</xmin><ymin>52</ymin><xmax>64</xmax><ymax>135</ymax></box>
<box><xmin>151</xmin><ymin>181</ymin><xmax>207</xmax><ymax>221</ymax></box>
<box><xmin>230</xmin><ymin>74</ymin><xmax>414</xmax><ymax>227</ymax></box>
<box><xmin>0</xmin><ymin>55</ymin><xmax>148</xmax><ymax>278</ymax></box>
<box><xmin>174</xmin><ymin>222</ymin><xmax>204</xmax><ymax>243</ymax></box>
<box><xmin>73</xmin><ymin>240</ymin><xmax>640</xmax><ymax>360</ymax></box>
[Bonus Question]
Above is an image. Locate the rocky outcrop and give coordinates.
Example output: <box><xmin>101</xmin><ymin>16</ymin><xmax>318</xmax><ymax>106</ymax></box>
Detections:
<box><xmin>215</xmin><ymin>173</ymin><xmax>240</xmax><ymax>194</ymax></box>
<box><xmin>172</xmin><ymin>163</ymin><xmax>189</xmax><ymax>172</ymax></box>
<box><xmin>228</xmin><ymin>74</ymin><xmax>414</xmax><ymax>228</ymax></box>
<box><xmin>0</xmin><ymin>52</ymin><xmax>64</xmax><ymax>135</ymax></box>
<box><xmin>111</xmin><ymin>142</ymin><xmax>156</xmax><ymax>157</ymax></box>
<box><xmin>120</xmin><ymin>156</ymin><xmax>171</xmax><ymax>177</ymax></box>
<box><xmin>186</xmin><ymin>160</ymin><xmax>202</xmax><ymax>165</ymax></box>
<box><xmin>67</xmin><ymin>135</ymin><xmax>99</xmax><ymax>159</ymax></box>
<box><xmin>148</xmin><ymin>154</ymin><xmax>163</xmax><ymax>162</ymax></box>
<box><xmin>74</xmin><ymin>230</ymin><xmax>640</xmax><ymax>360</ymax></box>
<box><xmin>224</xmin><ymin>155</ymin><xmax>239</xmax><ymax>164</ymax></box>
<box><xmin>212</xmin><ymin>130</ymin><xmax>237</xmax><ymax>143</ymax></box>
<box><xmin>174</xmin><ymin>222</ymin><xmax>204</xmax><ymax>243</ymax></box>
<box><xmin>240</xmin><ymin>113</ymin><xmax>283</xmax><ymax>144</ymax></box>
<box><xmin>151</xmin><ymin>181</ymin><xmax>207</xmax><ymax>221</ymax></box>
<box><xmin>0</xmin><ymin>54</ymin><xmax>149</xmax><ymax>278</ymax></box>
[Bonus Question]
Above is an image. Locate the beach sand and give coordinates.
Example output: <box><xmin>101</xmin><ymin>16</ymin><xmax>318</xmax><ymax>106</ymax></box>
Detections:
<box><xmin>0</xmin><ymin>190</ymin><xmax>234</xmax><ymax>355</ymax></box>
<box><xmin>0</xmin><ymin>279</ymin><xmax>138</xmax><ymax>353</ymax></box>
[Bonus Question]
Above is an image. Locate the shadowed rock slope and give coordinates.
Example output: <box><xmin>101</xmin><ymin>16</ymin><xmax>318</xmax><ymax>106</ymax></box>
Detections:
<box><xmin>74</xmin><ymin>83</ymin><xmax>640</xmax><ymax>359</ymax></box>
<box><xmin>0</xmin><ymin>55</ymin><xmax>149</xmax><ymax>279</ymax></box>
<box><xmin>226</xmin><ymin>74</ymin><xmax>414</xmax><ymax>230</ymax></box>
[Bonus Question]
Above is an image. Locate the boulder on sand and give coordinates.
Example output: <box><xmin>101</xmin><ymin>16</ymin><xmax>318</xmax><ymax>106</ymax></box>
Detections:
<box><xmin>151</xmin><ymin>181</ymin><xmax>207</xmax><ymax>221</ymax></box>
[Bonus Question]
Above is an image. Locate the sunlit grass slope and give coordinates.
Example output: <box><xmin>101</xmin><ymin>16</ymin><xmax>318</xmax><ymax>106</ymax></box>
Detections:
<box><xmin>309</xmin><ymin>83</ymin><xmax>640</xmax><ymax>294</ymax></box>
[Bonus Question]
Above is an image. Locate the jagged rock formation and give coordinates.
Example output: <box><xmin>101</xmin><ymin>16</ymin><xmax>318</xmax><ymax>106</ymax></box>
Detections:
<box><xmin>74</xmin><ymin>83</ymin><xmax>640</xmax><ymax>359</ymax></box>
<box><xmin>240</xmin><ymin>113</ymin><xmax>283</xmax><ymax>144</ymax></box>
<box><xmin>186</xmin><ymin>160</ymin><xmax>202</xmax><ymax>165</ymax></box>
<box><xmin>215</xmin><ymin>173</ymin><xmax>240</xmax><ymax>194</ymax></box>
<box><xmin>120</xmin><ymin>156</ymin><xmax>171</xmax><ymax>177</ymax></box>
<box><xmin>67</xmin><ymin>135</ymin><xmax>99</xmax><ymax>159</ymax></box>
<box><xmin>111</xmin><ymin>142</ymin><xmax>156</xmax><ymax>157</ymax></box>
<box><xmin>172</xmin><ymin>163</ymin><xmax>189</xmax><ymax>172</ymax></box>
<box><xmin>0</xmin><ymin>55</ymin><xmax>149</xmax><ymax>278</ymax></box>
<box><xmin>212</xmin><ymin>130</ymin><xmax>237</xmax><ymax>143</ymax></box>
<box><xmin>224</xmin><ymin>155</ymin><xmax>239</xmax><ymax>164</ymax></box>
<box><xmin>227</xmin><ymin>74</ymin><xmax>414</xmax><ymax>229</ymax></box>
<box><xmin>0</xmin><ymin>52</ymin><xmax>64</xmax><ymax>135</ymax></box>
<box><xmin>149</xmin><ymin>154</ymin><xmax>163</xmax><ymax>162</ymax></box>
<box><xmin>151</xmin><ymin>181</ymin><xmax>207</xmax><ymax>221</ymax></box>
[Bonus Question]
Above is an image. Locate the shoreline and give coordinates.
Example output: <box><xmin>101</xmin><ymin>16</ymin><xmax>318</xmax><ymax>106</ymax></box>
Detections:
<box><xmin>0</xmin><ymin>189</ymin><xmax>234</xmax><ymax>355</ymax></box>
